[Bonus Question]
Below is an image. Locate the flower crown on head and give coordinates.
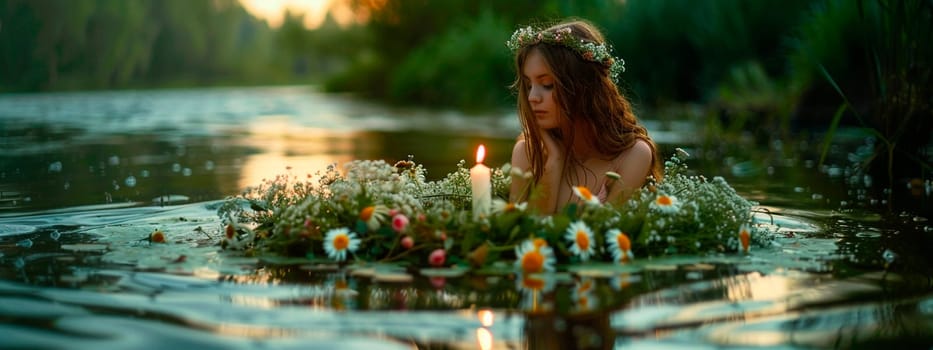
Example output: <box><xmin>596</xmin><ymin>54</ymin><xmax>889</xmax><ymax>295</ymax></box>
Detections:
<box><xmin>506</xmin><ymin>25</ymin><xmax>625</xmax><ymax>82</ymax></box>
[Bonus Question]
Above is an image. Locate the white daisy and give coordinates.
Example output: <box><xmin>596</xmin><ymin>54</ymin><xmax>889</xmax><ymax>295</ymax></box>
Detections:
<box><xmin>491</xmin><ymin>198</ymin><xmax>528</xmax><ymax>214</ymax></box>
<box><xmin>514</xmin><ymin>238</ymin><xmax>556</xmax><ymax>274</ymax></box>
<box><xmin>650</xmin><ymin>193</ymin><xmax>680</xmax><ymax>214</ymax></box>
<box><xmin>606</xmin><ymin>228</ymin><xmax>634</xmax><ymax>263</ymax></box>
<box><xmin>359</xmin><ymin>205</ymin><xmax>388</xmax><ymax>231</ymax></box>
<box><xmin>323</xmin><ymin>228</ymin><xmax>361</xmax><ymax>262</ymax></box>
<box><xmin>565</xmin><ymin>221</ymin><xmax>595</xmax><ymax>261</ymax></box>
<box><xmin>572</xmin><ymin>186</ymin><xmax>601</xmax><ymax>205</ymax></box>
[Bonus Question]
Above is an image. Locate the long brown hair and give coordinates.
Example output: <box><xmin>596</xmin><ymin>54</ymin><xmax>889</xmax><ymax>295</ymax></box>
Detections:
<box><xmin>512</xmin><ymin>20</ymin><xmax>662</xmax><ymax>195</ymax></box>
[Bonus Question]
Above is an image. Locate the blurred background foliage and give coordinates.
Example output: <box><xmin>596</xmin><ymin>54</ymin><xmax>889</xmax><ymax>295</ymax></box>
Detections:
<box><xmin>1</xmin><ymin>0</ymin><xmax>930</xmax><ymax>180</ymax></box>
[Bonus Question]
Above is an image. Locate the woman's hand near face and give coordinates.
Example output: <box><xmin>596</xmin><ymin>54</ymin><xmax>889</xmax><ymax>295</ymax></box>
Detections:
<box><xmin>540</xmin><ymin>129</ymin><xmax>565</xmax><ymax>169</ymax></box>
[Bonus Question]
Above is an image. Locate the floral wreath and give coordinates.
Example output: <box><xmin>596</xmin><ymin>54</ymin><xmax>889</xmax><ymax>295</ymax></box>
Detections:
<box><xmin>216</xmin><ymin>150</ymin><xmax>766</xmax><ymax>272</ymax></box>
<box><xmin>506</xmin><ymin>26</ymin><xmax>626</xmax><ymax>83</ymax></box>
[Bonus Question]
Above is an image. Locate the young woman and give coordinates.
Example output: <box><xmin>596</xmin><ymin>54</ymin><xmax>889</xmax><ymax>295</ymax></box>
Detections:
<box><xmin>508</xmin><ymin>19</ymin><xmax>662</xmax><ymax>214</ymax></box>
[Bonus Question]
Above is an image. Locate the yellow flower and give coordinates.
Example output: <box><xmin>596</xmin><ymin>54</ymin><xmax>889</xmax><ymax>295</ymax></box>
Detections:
<box><xmin>572</xmin><ymin>186</ymin><xmax>600</xmax><ymax>205</ymax></box>
<box><xmin>323</xmin><ymin>228</ymin><xmax>361</xmax><ymax>262</ymax></box>
<box><xmin>514</xmin><ymin>238</ymin><xmax>555</xmax><ymax>274</ymax></box>
<box><xmin>565</xmin><ymin>221</ymin><xmax>595</xmax><ymax>261</ymax></box>
<box><xmin>606</xmin><ymin>229</ymin><xmax>634</xmax><ymax>263</ymax></box>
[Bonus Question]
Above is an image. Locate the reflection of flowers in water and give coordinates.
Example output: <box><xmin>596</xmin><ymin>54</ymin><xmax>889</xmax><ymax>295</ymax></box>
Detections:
<box><xmin>572</xmin><ymin>278</ymin><xmax>598</xmax><ymax>312</ymax></box>
<box><xmin>329</xmin><ymin>272</ymin><xmax>358</xmax><ymax>311</ymax></box>
<box><xmin>610</xmin><ymin>272</ymin><xmax>640</xmax><ymax>291</ymax></box>
<box><xmin>517</xmin><ymin>274</ymin><xmax>555</xmax><ymax>312</ymax></box>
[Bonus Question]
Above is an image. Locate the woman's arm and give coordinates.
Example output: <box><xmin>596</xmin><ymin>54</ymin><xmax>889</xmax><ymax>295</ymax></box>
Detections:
<box><xmin>605</xmin><ymin>139</ymin><xmax>652</xmax><ymax>205</ymax></box>
<box><xmin>509</xmin><ymin>139</ymin><xmax>532</xmax><ymax>203</ymax></box>
<box><xmin>510</xmin><ymin>133</ymin><xmax>564</xmax><ymax>214</ymax></box>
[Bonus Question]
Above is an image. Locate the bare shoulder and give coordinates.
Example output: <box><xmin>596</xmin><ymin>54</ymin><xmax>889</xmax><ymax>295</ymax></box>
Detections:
<box><xmin>511</xmin><ymin>139</ymin><xmax>531</xmax><ymax>170</ymax></box>
<box><xmin>629</xmin><ymin>139</ymin><xmax>653</xmax><ymax>161</ymax></box>
<box><xmin>613</xmin><ymin>139</ymin><xmax>653</xmax><ymax>179</ymax></box>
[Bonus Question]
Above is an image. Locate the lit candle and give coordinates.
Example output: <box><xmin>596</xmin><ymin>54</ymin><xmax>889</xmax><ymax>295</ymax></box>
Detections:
<box><xmin>471</xmin><ymin>145</ymin><xmax>491</xmax><ymax>220</ymax></box>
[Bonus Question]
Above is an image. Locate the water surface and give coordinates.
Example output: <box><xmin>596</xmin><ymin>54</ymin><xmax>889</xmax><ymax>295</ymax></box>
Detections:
<box><xmin>1</xmin><ymin>86</ymin><xmax>931</xmax><ymax>349</ymax></box>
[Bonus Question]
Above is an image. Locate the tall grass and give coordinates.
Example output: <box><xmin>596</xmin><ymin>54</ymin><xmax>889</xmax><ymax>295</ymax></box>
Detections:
<box><xmin>789</xmin><ymin>0</ymin><xmax>932</xmax><ymax>205</ymax></box>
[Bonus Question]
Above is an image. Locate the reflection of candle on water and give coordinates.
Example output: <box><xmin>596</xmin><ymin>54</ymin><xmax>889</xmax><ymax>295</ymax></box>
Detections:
<box><xmin>471</xmin><ymin>145</ymin><xmax>491</xmax><ymax>220</ymax></box>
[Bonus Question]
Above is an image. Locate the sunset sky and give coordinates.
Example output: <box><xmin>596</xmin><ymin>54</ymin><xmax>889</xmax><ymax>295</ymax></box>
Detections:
<box><xmin>239</xmin><ymin>0</ymin><xmax>355</xmax><ymax>28</ymax></box>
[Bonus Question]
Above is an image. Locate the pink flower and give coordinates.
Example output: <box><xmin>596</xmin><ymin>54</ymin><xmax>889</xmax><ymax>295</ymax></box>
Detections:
<box><xmin>401</xmin><ymin>236</ymin><xmax>414</xmax><ymax>249</ymax></box>
<box><xmin>392</xmin><ymin>214</ymin><xmax>409</xmax><ymax>233</ymax></box>
<box><xmin>429</xmin><ymin>249</ymin><xmax>446</xmax><ymax>267</ymax></box>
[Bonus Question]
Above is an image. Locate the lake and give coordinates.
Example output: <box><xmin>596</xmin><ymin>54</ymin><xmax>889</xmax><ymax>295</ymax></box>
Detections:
<box><xmin>1</xmin><ymin>85</ymin><xmax>931</xmax><ymax>349</ymax></box>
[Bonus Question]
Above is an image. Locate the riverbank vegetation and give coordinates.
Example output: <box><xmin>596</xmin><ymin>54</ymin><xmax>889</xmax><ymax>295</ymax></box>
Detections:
<box><xmin>2</xmin><ymin>0</ymin><xmax>929</xmax><ymax>207</ymax></box>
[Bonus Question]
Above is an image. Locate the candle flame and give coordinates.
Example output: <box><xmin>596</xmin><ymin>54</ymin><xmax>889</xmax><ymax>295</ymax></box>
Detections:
<box><xmin>478</xmin><ymin>309</ymin><xmax>494</xmax><ymax>327</ymax></box>
<box><xmin>476</xmin><ymin>145</ymin><xmax>486</xmax><ymax>164</ymax></box>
